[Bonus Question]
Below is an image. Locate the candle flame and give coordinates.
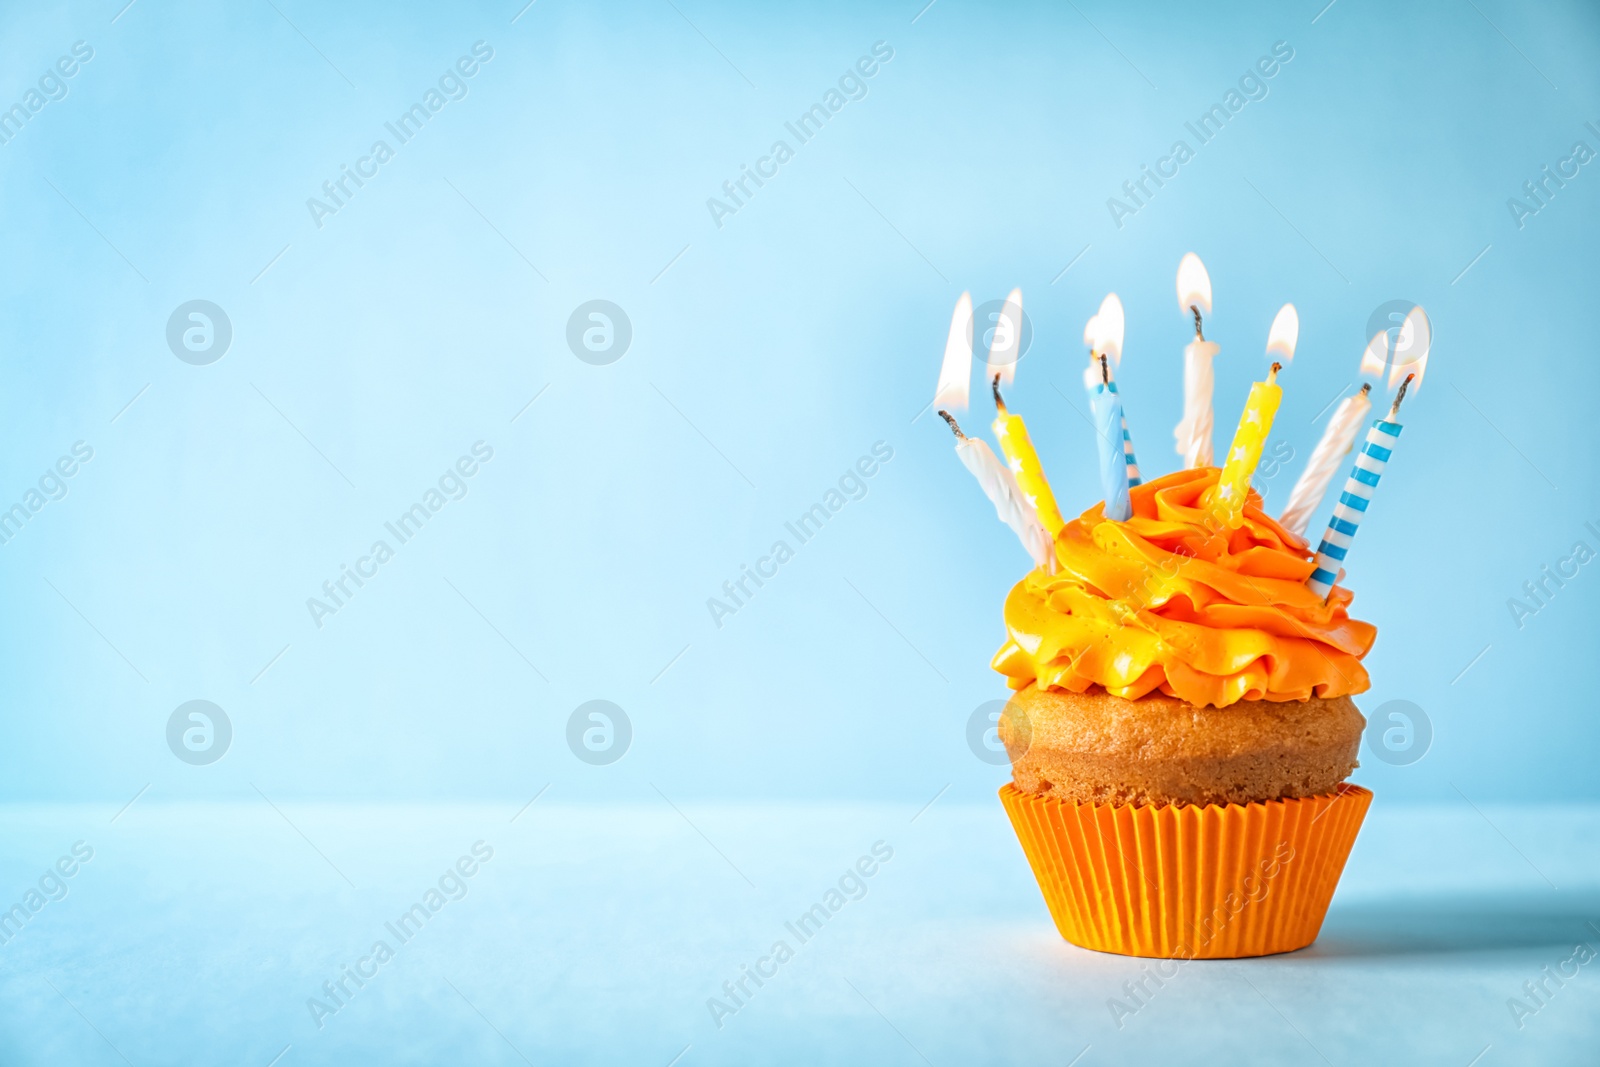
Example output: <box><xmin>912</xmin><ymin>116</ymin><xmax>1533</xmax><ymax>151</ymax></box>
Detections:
<box><xmin>933</xmin><ymin>292</ymin><xmax>974</xmax><ymax>410</ymax></box>
<box><xmin>1266</xmin><ymin>303</ymin><xmax>1299</xmax><ymax>363</ymax></box>
<box><xmin>1176</xmin><ymin>253</ymin><xmax>1212</xmax><ymax>316</ymax></box>
<box><xmin>1096</xmin><ymin>293</ymin><xmax>1125</xmax><ymax>366</ymax></box>
<box><xmin>985</xmin><ymin>287</ymin><xmax>1024</xmax><ymax>386</ymax></box>
<box><xmin>1358</xmin><ymin>329</ymin><xmax>1388</xmax><ymax>379</ymax></box>
<box><xmin>1082</xmin><ymin>313</ymin><xmax>1099</xmax><ymax>351</ymax></box>
<box><xmin>1390</xmin><ymin>305</ymin><xmax>1430</xmax><ymax>395</ymax></box>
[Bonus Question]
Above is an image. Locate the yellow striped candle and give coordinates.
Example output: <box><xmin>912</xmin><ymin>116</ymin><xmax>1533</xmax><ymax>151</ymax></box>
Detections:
<box><xmin>1208</xmin><ymin>363</ymin><xmax>1282</xmax><ymax>530</ymax></box>
<box><xmin>991</xmin><ymin>376</ymin><xmax>1064</xmax><ymax>533</ymax></box>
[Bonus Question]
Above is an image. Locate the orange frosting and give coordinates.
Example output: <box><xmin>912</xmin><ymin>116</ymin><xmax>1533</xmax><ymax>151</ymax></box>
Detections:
<box><xmin>992</xmin><ymin>467</ymin><xmax>1375</xmax><ymax>708</ymax></box>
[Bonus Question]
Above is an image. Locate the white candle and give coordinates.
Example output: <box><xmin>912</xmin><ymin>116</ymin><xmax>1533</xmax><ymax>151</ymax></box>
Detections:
<box><xmin>1173</xmin><ymin>253</ymin><xmax>1218</xmax><ymax>468</ymax></box>
<box><xmin>1279</xmin><ymin>385</ymin><xmax>1371</xmax><ymax>537</ymax></box>
<box><xmin>940</xmin><ymin>410</ymin><xmax>1052</xmax><ymax>568</ymax></box>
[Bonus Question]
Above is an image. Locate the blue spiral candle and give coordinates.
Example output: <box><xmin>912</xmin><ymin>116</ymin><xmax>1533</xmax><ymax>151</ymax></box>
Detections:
<box><xmin>1091</xmin><ymin>357</ymin><xmax>1132</xmax><ymax>521</ymax></box>
<box><xmin>1306</xmin><ymin>375</ymin><xmax>1412</xmax><ymax>599</ymax></box>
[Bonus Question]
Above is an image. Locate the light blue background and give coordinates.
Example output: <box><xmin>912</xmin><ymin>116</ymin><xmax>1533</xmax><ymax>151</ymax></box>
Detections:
<box><xmin>5</xmin><ymin>3</ymin><xmax>1600</xmax><ymax>1065</ymax></box>
<box><xmin>0</xmin><ymin>0</ymin><xmax>1596</xmax><ymax>810</ymax></box>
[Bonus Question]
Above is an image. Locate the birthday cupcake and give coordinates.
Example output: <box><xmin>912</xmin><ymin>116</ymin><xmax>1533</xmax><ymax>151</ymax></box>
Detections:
<box><xmin>993</xmin><ymin>467</ymin><xmax>1374</xmax><ymax>958</ymax></box>
<box><xmin>934</xmin><ymin>272</ymin><xmax>1415</xmax><ymax>959</ymax></box>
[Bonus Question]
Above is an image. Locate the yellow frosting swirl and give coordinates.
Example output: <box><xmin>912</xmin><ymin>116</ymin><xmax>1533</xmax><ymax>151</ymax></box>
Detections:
<box><xmin>992</xmin><ymin>467</ymin><xmax>1375</xmax><ymax>708</ymax></box>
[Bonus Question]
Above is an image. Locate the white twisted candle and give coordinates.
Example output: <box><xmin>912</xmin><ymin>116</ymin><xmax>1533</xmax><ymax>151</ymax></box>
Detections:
<box><xmin>1175</xmin><ymin>337</ymin><xmax>1219</xmax><ymax>468</ymax></box>
<box><xmin>1279</xmin><ymin>385</ymin><xmax>1372</xmax><ymax>537</ymax></box>
<box><xmin>942</xmin><ymin>411</ymin><xmax>1052</xmax><ymax>568</ymax></box>
<box><xmin>1174</xmin><ymin>254</ymin><xmax>1217</xmax><ymax>469</ymax></box>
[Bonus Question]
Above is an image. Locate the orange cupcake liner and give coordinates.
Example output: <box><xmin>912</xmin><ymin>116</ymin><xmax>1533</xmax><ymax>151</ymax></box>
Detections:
<box><xmin>999</xmin><ymin>782</ymin><xmax>1371</xmax><ymax>958</ymax></box>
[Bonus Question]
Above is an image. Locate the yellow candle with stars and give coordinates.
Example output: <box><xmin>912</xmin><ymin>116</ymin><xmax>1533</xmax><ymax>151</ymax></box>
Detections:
<box><xmin>991</xmin><ymin>375</ymin><xmax>1064</xmax><ymax>534</ymax></box>
<box><xmin>1208</xmin><ymin>362</ymin><xmax>1283</xmax><ymax>530</ymax></box>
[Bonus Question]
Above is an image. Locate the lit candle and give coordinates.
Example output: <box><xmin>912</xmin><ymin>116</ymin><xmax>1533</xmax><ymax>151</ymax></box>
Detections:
<box><xmin>932</xmin><ymin>292</ymin><xmax>974</xmax><ymax>410</ymax></box>
<box><xmin>992</xmin><ymin>375</ymin><xmax>1065</xmax><ymax>534</ymax></box>
<box><xmin>1281</xmin><ymin>305</ymin><xmax>1427</xmax><ymax>539</ymax></box>
<box><xmin>1173</xmin><ymin>253</ymin><xmax>1220</xmax><ymax>468</ymax></box>
<box><xmin>1090</xmin><ymin>356</ymin><xmax>1132</xmax><ymax>521</ymax></box>
<box><xmin>1359</xmin><ymin>304</ymin><xmax>1431</xmax><ymax>396</ymax></box>
<box><xmin>1208</xmin><ymin>362</ymin><xmax>1283</xmax><ymax>529</ymax></box>
<box><xmin>1306</xmin><ymin>374</ymin><xmax>1416</xmax><ymax>600</ymax></box>
<box><xmin>985</xmin><ymin>287</ymin><xmax>1024</xmax><ymax>387</ymax></box>
<box><xmin>1280</xmin><ymin>384</ymin><xmax>1371</xmax><ymax>538</ymax></box>
<box><xmin>1358</xmin><ymin>322</ymin><xmax>1391</xmax><ymax>381</ymax></box>
<box><xmin>939</xmin><ymin>410</ymin><xmax>1052</xmax><ymax>567</ymax></box>
<box><xmin>1082</xmin><ymin>293</ymin><xmax>1142</xmax><ymax>486</ymax></box>
<box><xmin>1389</xmin><ymin>305</ymin><xmax>1430</xmax><ymax>396</ymax></box>
<box><xmin>1265</xmin><ymin>303</ymin><xmax>1299</xmax><ymax>366</ymax></box>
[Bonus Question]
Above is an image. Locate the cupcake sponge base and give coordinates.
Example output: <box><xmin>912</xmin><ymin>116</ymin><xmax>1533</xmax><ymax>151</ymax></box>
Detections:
<box><xmin>1000</xmin><ymin>782</ymin><xmax>1371</xmax><ymax>959</ymax></box>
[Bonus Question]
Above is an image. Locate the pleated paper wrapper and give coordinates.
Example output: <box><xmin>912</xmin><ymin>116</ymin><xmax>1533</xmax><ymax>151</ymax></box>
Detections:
<box><xmin>999</xmin><ymin>782</ymin><xmax>1371</xmax><ymax>958</ymax></box>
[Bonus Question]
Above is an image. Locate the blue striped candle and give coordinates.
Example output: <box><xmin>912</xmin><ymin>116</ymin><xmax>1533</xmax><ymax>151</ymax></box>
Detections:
<box><xmin>1306</xmin><ymin>416</ymin><xmax>1402</xmax><ymax>599</ymax></box>
<box><xmin>1104</xmin><ymin>380</ymin><xmax>1143</xmax><ymax>487</ymax></box>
